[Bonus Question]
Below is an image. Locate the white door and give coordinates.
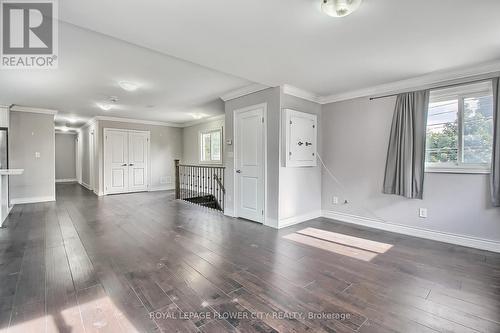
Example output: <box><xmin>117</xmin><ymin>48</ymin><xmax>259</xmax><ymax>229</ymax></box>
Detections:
<box><xmin>128</xmin><ymin>131</ymin><xmax>149</xmax><ymax>192</ymax></box>
<box><xmin>235</xmin><ymin>105</ymin><xmax>265</xmax><ymax>223</ymax></box>
<box><xmin>104</xmin><ymin>130</ymin><xmax>129</xmax><ymax>194</ymax></box>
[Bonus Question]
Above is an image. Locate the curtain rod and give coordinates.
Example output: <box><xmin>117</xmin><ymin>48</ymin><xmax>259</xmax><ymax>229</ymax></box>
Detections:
<box><xmin>369</xmin><ymin>77</ymin><xmax>495</xmax><ymax>101</ymax></box>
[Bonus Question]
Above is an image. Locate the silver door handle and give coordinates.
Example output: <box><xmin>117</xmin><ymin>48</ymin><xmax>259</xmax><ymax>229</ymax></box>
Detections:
<box><xmin>236</xmin><ymin>170</ymin><xmax>242</xmax><ymax>173</ymax></box>
<box><xmin>122</xmin><ymin>164</ymin><xmax>127</xmax><ymax>166</ymax></box>
<box><xmin>129</xmin><ymin>164</ymin><xmax>134</xmax><ymax>166</ymax></box>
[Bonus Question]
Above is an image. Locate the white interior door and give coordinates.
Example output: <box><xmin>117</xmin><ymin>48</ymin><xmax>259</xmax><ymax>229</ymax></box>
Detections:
<box><xmin>104</xmin><ymin>130</ymin><xmax>129</xmax><ymax>194</ymax></box>
<box><xmin>235</xmin><ymin>105</ymin><xmax>265</xmax><ymax>223</ymax></box>
<box><xmin>128</xmin><ymin>131</ymin><xmax>149</xmax><ymax>192</ymax></box>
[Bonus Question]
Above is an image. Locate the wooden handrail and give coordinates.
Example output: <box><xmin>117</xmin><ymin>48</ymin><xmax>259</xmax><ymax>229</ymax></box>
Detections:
<box><xmin>178</xmin><ymin>163</ymin><xmax>225</xmax><ymax>169</ymax></box>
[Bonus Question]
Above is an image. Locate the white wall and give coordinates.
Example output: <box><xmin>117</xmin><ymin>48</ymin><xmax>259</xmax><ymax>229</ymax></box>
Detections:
<box><xmin>182</xmin><ymin>116</ymin><xmax>224</xmax><ymax>165</ymax></box>
<box><xmin>321</xmin><ymin>96</ymin><xmax>500</xmax><ymax>242</ymax></box>
<box><xmin>279</xmin><ymin>93</ymin><xmax>322</xmax><ymax>225</ymax></box>
<box><xmin>9</xmin><ymin>111</ymin><xmax>55</xmax><ymax>203</ymax></box>
<box><xmin>55</xmin><ymin>133</ymin><xmax>76</xmax><ymax>181</ymax></box>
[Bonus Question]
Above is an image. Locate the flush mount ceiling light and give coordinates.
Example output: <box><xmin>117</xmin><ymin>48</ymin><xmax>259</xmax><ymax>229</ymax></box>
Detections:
<box><xmin>321</xmin><ymin>0</ymin><xmax>362</xmax><ymax>17</ymax></box>
<box><xmin>119</xmin><ymin>81</ymin><xmax>140</xmax><ymax>92</ymax></box>
<box><xmin>97</xmin><ymin>103</ymin><xmax>112</xmax><ymax>111</ymax></box>
<box><xmin>191</xmin><ymin>113</ymin><xmax>207</xmax><ymax>120</ymax></box>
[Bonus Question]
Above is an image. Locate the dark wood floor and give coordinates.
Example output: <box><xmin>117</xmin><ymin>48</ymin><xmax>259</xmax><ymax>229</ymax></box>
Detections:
<box><xmin>0</xmin><ymin>184</ymin><xmax>499</xmax><ymax>333</ymax></box>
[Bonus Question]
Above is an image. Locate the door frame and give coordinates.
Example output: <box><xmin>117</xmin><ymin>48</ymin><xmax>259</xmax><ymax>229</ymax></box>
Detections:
<box><xmin>233</xmin><ymin>103</ymin><xmax>267</xmax><ymax>224</ymax></box>
<box><xmin>103</xmin><ymin>128</ymin><xmax>151</xmax><ymax>195</ymax></box>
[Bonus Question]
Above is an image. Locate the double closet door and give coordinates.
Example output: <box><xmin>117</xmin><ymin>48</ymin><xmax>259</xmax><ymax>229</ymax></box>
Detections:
<box><xmin>104</xmin><ymin>129</ymin><xmax>150</xmax><ymax>194</ymax></box>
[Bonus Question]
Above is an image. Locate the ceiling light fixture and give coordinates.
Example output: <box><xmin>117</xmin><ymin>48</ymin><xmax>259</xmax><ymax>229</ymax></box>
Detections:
<box><xmin>321</xmin><ymin>0</ymin><xmax>362</xmax><ymax>17</ymax></box>
<box><xmin>119</xmin><ymin>81</ymin><xmax>139</xmax><ymax>92</ymax></box>
<box><xmin>97</xmin><ymin>103</ymin><xmax>112</xmax><ymax>111</ymax></box>
<box><xmin>191</xmin><ymin>113</ymin><xmax>207</xmax><ymax>120</ymax></box>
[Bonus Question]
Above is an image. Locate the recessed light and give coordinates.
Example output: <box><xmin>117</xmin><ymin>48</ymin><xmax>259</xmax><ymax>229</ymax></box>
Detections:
<box><xmin>119</xmin><ymin>81</ymin><xmax>139</xmax><ymax>92</ymax></box>
<box><xmin>97</xmin><ymin>103</ymin><xmax>112</xmax><ymax>111</ymax></box>
<box><xmin>321</xmin><ymin>0</ymin><xmax>362</xmax><ymax>17</ymax></box>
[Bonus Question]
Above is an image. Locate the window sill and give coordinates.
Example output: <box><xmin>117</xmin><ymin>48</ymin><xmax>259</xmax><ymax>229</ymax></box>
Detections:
<box><xmin>425</xmin><ymin>168</ymin><xmax>490</xmax><ymax>174</ymax></box>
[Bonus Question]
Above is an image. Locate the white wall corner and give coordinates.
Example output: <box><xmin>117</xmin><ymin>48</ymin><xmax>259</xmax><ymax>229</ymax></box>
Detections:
<box><xmin>322</xmin><ymin>210</ymin><xmax>500</xmax><ymax>253</ymax></box>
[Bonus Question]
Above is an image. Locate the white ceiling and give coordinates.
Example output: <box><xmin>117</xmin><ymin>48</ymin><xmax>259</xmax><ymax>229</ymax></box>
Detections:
<box><xmin>59</xmin><ymin>0</ymin><xmax>500</xmax><ymax>97</ymax></box>
<box><xmin>2</xmin><ymin>0</ymin><xmax>500</xmax><ymax>128</ymax></box>
<box><xmin>0</xmin><ymin>23</ymin><xmax>252</xmax><ymax>128</ymax></box>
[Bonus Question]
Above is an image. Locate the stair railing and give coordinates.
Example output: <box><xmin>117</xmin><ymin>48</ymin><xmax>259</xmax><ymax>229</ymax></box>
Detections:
<box><xmin>174</xmin><ymin>160</ymin><xmax>225</xmax><ymax>211</ymax></box>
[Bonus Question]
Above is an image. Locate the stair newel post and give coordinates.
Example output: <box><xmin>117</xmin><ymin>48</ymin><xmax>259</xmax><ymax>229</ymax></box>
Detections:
<box><xmin>175</xmin><ymin>159</ymin><xmax>180</xmax><ymax>199</ymax></box>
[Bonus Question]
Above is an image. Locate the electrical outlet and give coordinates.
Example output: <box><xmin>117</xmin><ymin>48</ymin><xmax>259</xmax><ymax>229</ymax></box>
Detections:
<box><xmin>333</xmin><ymin>196</ymin><xmax>339</xmax><ymax>204</ymax></box>
<box><xmin>419</xmin><ymin>208</ymin><xmax>428</xmax><ymax>218</ymax></box>
<box><xmin>35</xmin><ymin>152</ymin><xmax>41</xmax><ymax>159</ymax></box>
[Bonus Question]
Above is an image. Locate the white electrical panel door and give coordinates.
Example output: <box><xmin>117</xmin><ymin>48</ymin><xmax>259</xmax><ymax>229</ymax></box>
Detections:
<box><xmin>285</xmin><ymin>109</ymin><xmax>317</xmax><ymax>167</ymax></box>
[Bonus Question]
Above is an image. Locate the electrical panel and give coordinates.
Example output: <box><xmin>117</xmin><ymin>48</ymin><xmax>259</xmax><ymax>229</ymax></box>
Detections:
<box><xmin>284</xmin><ymin>109</ymin><xmax>317</xmax><ymax>167</ymax></box>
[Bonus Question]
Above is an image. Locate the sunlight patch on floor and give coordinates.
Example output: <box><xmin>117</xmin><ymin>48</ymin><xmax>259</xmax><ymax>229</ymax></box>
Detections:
<box><xmin>283</xmin><ymin>228</ymin><xmax>393</xmax><ymax>262</ymax></box>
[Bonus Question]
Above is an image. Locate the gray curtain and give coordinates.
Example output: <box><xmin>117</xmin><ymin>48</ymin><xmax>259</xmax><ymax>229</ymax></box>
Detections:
<box><xmin>383</xmin><ymin>90</ymin><xmax>430</xmax><ymax>199</ymax></box>
<box><xmin>492</xmin><ymin>78</ymin><xmax>500</xmax><ymax>207</ymax></box>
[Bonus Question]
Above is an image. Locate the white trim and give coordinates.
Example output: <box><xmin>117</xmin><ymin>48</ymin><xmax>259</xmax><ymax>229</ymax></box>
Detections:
<box><xmin>55</xmin><ymin>131</ymin><xmax>77</xmax><ymax>135</ymax></box>
<box><xmin>282</xmin><ymin>85</ymin><xmax>322</xmax><ymax>104</ymax></box>
<box><xmin>220</xmin><ymin>84</ymin><xmax>269</xmax><ymax>102</ymax></box>
<box><xmin>182</xmin><ymin>114</ymin><xmax>225</xmax><ymax>128</ymax></box>
<box><xmin>56</xmin><ymin>178</ymin><xmax>77</xmax><ymax>183</ymax></box>
<box><xmin>320</xmin><ymin>60</ymin><xmax>500</xmax><ymax>104</ymax></box>
<box><xmin>80</xmin><ymin>182</ymin><xmax>92</xmax><ymax>190</ymax></box>
<box><xmin>322</xmin><ymin>210</ymin><xmax>500</xmax><ymax>253</ymax></box>
<box><xmin>149</xmin><ymin>186</ymin><xmax>175</xmax><ymax>192</ymax></box>
<box><xmin>278</xmin><ymin>210</ymin><xmax>322</xmax><ymax>229</ymax></box>
<box><xmin>11</xmin><ymin>196</ymin><xmax>56</xmax><ymax>204</ymax></box>
<box><xmin>95</xmin><ymin>116</ymin><xmax>182</xmax><ymax>128</ymax></box>
<box><xmin>425</xmin><ymin>168</ymin><xmax>490</xmax><ymax>174</ymax></box>
<box><xmin>10</xmin><ymin>105</ymin><xmax>58</xmax><ymax>115</ymax></box>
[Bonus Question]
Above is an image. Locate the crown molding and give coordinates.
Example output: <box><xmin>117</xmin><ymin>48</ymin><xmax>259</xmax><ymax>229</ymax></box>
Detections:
<box><xmin>320</xmin><ymin>60</ymin><xmax>500</xmax><ymax>104</ymax></box>
<box><xmin>282</xmin><ymin>84</ymin><xmax>322</xmax><ymax>103</ymax></box>
<box><xmin>181</xmin><ymin>114</ymin><xmax>225</xmax><ymax>128</ymax></box>
<box><xmin>94</xmin><ymin>116</ymin><xmax>183</xmax><ymax>128</ymax></box>
<box><xmin>10</xmin><ymin>105</ymin><xmax>58</xmax><ymax>115</ymax></box>
<box><xmin>220</xmin><ymin>83</ymin><xmax>269</xmax><ymax>102</ymax></box>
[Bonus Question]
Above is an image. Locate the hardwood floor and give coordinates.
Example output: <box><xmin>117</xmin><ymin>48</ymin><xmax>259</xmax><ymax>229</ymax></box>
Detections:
<box><xmin>0</xmin><ymin>183</ymin><xmax>499</xmax><ymax>332</ymax></box>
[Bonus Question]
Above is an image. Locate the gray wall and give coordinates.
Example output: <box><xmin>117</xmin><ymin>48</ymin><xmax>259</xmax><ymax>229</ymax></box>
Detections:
<box><xmin>321</xmin><ymin>96</ymin><xmax>500</xmax><ymax>242</ymax></box>
<box><xmin>182</xmin><ymin>117</ymin><xmax>224</xmax><ymax>165</ymax></box>
<box><xmin>280</xmin><ymin>93</ymin><xmax>322</xmax><ymax>222</ymax></box>
<box><xmin>97</xmin><ymin>120</ymin><xmax>183</xmax><ymax>194</ymax></box>
<box><xmin>9</xmin><ymin>111</ymin><xmax>55</xmax><ymax>201</ymax></box>
<box><xmin>225</xmin><ymin>87</ymin><xmax>281</xmax><ymax>226</ymax></box>
<box><xmin>79</xmin><ymin>125</ymin><xmax>92</xmax><ymax>187</ymax></box>
<box><xmin>55</xmin><ymin>133</ymin><xmax>76</xmax><ymax>180</ymax></box>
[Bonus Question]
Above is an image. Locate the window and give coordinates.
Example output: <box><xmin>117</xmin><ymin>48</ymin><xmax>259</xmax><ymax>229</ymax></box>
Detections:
<box><xmin>425</xmin><ymin>81</ymin><xmax>494</xmax><ymax>173</ymax></box>
<box><xmin>200</xmin><ymin>128</ymin><xmax>222</xmax><ymax>164</ymax></box>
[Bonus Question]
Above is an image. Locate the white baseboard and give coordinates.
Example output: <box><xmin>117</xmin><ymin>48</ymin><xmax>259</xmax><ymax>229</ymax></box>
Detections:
<box><xmin>322</xmin><ymin>210</ymin><xmax>500</xmax><ymax>253</ymax></box>
<box><xmin>279</xmin><ymin>210</ymin><xmax>322</xmax><ymax>229</ymax></box>
<box><xmin>79</xmin><ymin>182</ymin><xmax>92</xmax><ymax>191</ymax></box>
<box><xmin>11</xmin><ymin>196</ymin><xmax>56</xmax><ymax>205</ymax></box>
<box><xmin>56</xmin><ymin>178</ymin><xmax>77</xmax><ymax>183</ymax></box>
<box><xmin>149</xmin><ymin>185</ymin><xmax>174</xmax><ymax>192</ymax></box>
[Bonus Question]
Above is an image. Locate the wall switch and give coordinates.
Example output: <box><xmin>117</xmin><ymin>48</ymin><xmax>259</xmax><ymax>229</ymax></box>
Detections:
<box><xmin>35</xmin><ymin>152</ymin><xmax>41</xmax><ymax>159</ymax></box>
<box><xmin>333</xmin><ymin>196</ymin><xmax>339</xmax><ymax>204</ymax></box>
<box><xmin>419</xmin><ymin>208</ymin><xmax>428</xmax><ymax>218</ymax></box>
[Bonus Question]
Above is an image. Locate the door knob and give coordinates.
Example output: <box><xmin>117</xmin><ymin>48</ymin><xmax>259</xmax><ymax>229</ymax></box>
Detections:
<box><xmin>236</xmin><ymin>169</ymin><xmax>242</xmax><ymax>173</ymax></box>
<box><xmin>129</xmin><ymin>164</ymin><xmax>134</xmax><ymax>166</ymax></box>
<box><xmin>121</xmin><ymin>164</ymin><xmax>127</xmax><ymax>166</ymax></box>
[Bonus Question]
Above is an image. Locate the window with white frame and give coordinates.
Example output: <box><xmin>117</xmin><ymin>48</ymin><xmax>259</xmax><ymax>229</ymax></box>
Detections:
<box><xmin>199</xmin><ymin>128</ymin><xmax>222</xmax><ymax>164</ymax></box>
<box><xmin>425</xmin><ymin>81</ymin><xmax>494</xmax><ymax>173</ymax></box>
